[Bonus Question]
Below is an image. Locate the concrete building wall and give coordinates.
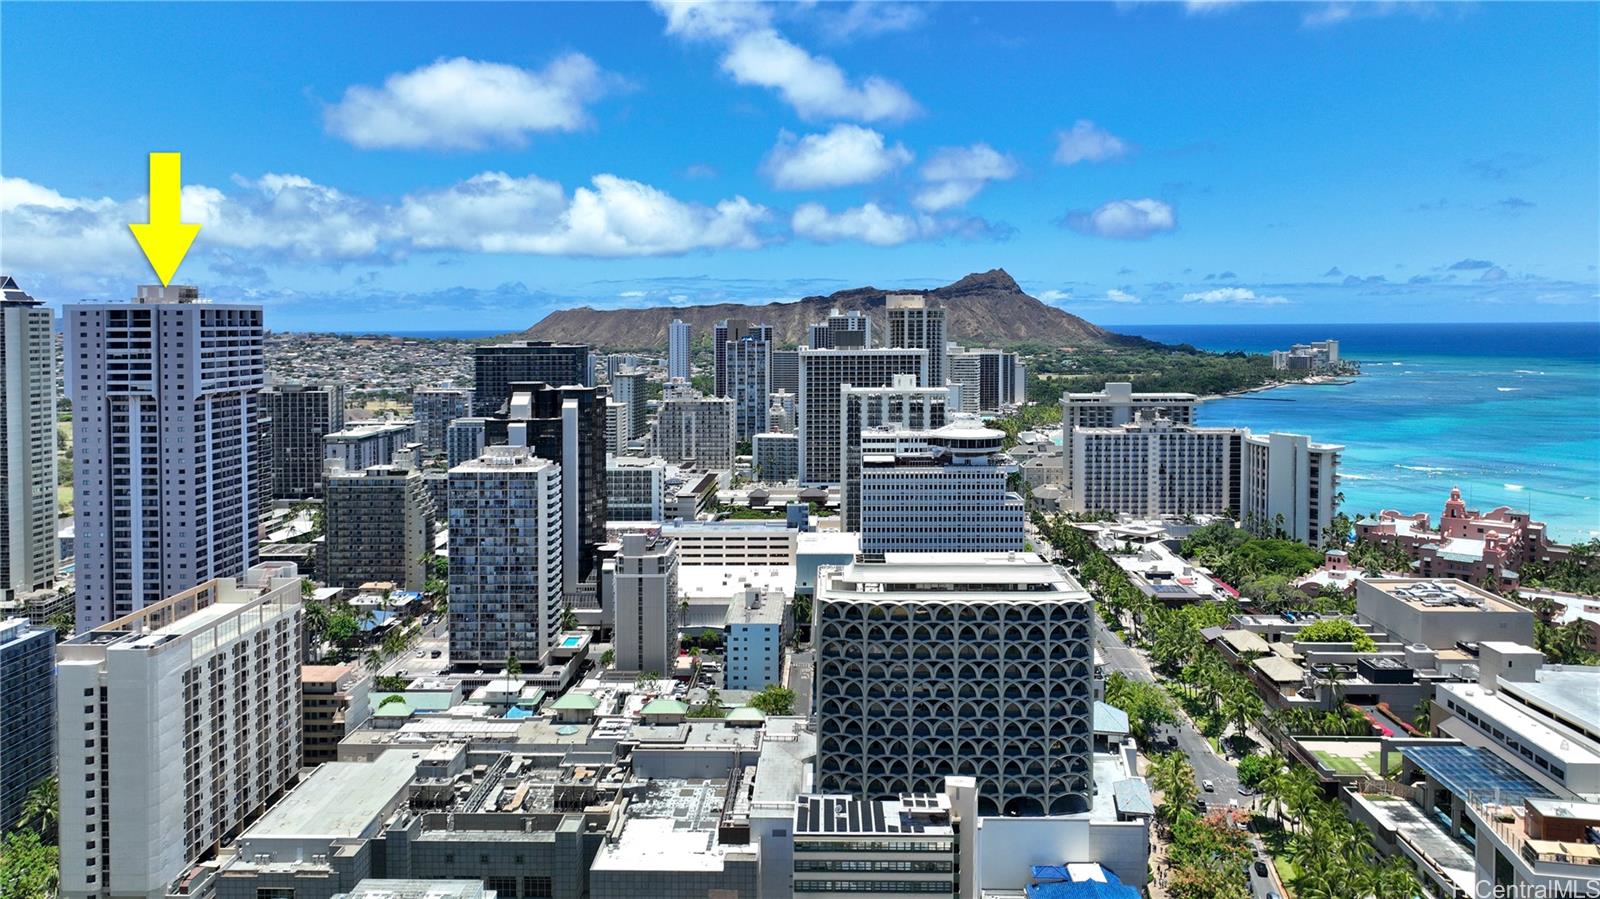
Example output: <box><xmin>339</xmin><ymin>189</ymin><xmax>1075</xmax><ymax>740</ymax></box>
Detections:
<box><xmin>448</xmin><ymin>448</ymin><xmax>563</xmax><ymax>667</ymax></box>
<box><xmin>261</xmin><ymin>384</ymin><xmax>346</xmax><ymax>499</ymax></box>
<box><xmin>798</xmin><ymin>348</ymin><xmax>927</xmax><ymax>485</ymax></box>
<box><xmin>612</xmin><ymin>534</ymin><xmax>679</xmax><ymax>673</ymax></box>
<box><xmin>323</xmin><ymin>464</ymin><xmax>430</xmax><ymax>591</ymax></box>
<box><xmin>1</xmin><ymin>282</ymin><xmax>60</xmax><ymax>601</ymax></box>
<box><xmin>668</xmin><ymin>320</ymin><xmax>691</xmax><ymax>381</ymax></box>
<box><xmin>67</xmin><ymin>287</ymin><xmax>265</xmax><ymax>628</ymax></box>
<box><xmin>56</xmin><ymin>567</ymin><xmax>303</xmax><ymax>899</ymax></box>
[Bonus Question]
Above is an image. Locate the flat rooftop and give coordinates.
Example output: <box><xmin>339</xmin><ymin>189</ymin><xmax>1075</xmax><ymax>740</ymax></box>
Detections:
<box><xmin>679</xmin><ymin>566</ymin><xmax>795</xmax><ymax>600</ymax></box>
<box><xmin>795</xmin><ymin>794</ymin><xmax>955</xmax><ymax>836</ymax></box>
<box><xmin>589</xmin><ymin>778</ymin><xmax>748</xmax><ymax>872</ymax></box>
<box><xmin>725</xmin><ymin>593</ymin><xmax>787</xmax><ymax>626</ymax></box>
<box><xmin>797</xmin><ymin>531</ymin><xmax>861</xmax><ymax>555</ymax></box>
<box><xmin>242</xmin><ymin>752</ymin><xmax>418</xmax><ymax>841</ymax></box>
<box><xmin>1499</xmin><ymin>667</ymin><xmax>1600</xmax><ymax>733</ymax></box>
<box><xmin>828</xmin><ymin>552</ymin><xmax>1084</xmax><ymax>592</ymax></box>
<box><xmin>1364</xmin><ymin>578</ymin><xmax>1527</xmax><ymax>614</ymax></box>
<box><xmin>333</xmin><ymin>880</ymin><xmax>491</xmax><ymax>899</ymax></box>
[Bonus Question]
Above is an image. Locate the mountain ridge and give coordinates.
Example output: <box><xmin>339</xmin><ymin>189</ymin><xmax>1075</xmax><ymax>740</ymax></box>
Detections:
<box><xmin>514</xmin><ymin>269</ymin><xmax>1113</xmax><ymax>350</ymax></box>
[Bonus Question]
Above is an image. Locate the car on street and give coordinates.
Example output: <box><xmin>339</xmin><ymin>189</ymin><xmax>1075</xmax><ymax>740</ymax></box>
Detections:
<box><xmin>1203</xmin><ymin>779</ymin><xmax>1215</xmax><ymax>792</ymax></box>
<box><xmin>415</xmin><ymin>650</ymin><xmax>425</xmax><ymax>657</ymax></box>
<box><xmin>1254</xmin><ymin>860</ymin><xmax>1269</xmax><ymax>877</ymax></box>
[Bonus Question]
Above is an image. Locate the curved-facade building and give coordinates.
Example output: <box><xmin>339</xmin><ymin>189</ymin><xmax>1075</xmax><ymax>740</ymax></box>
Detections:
<box><xmin>814</xmin><ymin>553</ymin><xmax>1095</xmax><ymax>817</ymax></box>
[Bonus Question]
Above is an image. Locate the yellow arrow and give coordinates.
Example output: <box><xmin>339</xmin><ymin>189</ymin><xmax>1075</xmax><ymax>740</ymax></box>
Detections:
<box><xmin>129</xmin><ymin>152</ymin><xmax>201</xmax><ymax>287</ymax></box>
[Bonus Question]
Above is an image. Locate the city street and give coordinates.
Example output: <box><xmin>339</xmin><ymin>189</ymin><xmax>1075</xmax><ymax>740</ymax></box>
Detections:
<box><xmin>787</xmin><ymin>648</ymin><xmax>815</xmax><ymax>718</ymax></box>
<box><xmin>1094</xmin><ymin>616</ymin><xmax>1283</xmax><ymax>899</ymax></box>
<box><xmin>375</xmin><ymin>613</ymin><xmax>450</xmax><ymax>680</ymax></box>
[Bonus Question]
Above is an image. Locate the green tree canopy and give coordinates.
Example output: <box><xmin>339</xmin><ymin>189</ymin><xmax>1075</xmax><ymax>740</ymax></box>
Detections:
<box><xmin>749</xmin><ymin>684</ymin><xmax>797</xmax><ymax>716</ymax></box>
<box><xmin>1296</xmin><ymin>619</ymin><xmax>1377</xmax><ymax>651</ymax></box>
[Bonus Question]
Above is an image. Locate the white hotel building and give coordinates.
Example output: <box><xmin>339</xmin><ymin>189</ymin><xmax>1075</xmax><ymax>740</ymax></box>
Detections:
<box><xmin>67</xmin><ymin>285</ymin><xmax>265</xmax><ymax>628</ymax></box>
<box><xmin>857</xmin><ymin>419</ymin><xmax>1025</xmax><ymax>554</ymax></box>
<box><xmin>55</xmin><ymin>563</ymin><xmax>303</xmax><ymax>899</ymax></box>
<box><xmin>1060</xmin><ymin>382</ymin><xmax>1198</xmax><ymax>485</ymax></box>
<box><xmin>1070</xmin><ymin>414</ymin><xmax>1343</xmax><ymax>547</ymax></box>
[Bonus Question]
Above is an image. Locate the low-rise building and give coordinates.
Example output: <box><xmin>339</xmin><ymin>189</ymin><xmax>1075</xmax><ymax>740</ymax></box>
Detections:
<box><xmin>791</xmin><ymin>794</ymin><xmax>959</xmax><ymax>897</ymax></box>
<box><xmin>1357</xmin><ymin>578</ymin><xmax>1535</xmax><ymax>650</ymax></box>
<box><xmin>660</xmin><ymin>519</ymin><xmax>799</xmax><ymax>566</ymax></box>
<box><xmin>1348</xmin><ymin>653</ymin><xmax>1600</xmax><ymax>899</ymax></box>
<box><xmin>302</xmin><ymin>664</ymin><xmax>373</xmax><ymax>767</ymax></box>
<box><xmin>723</xmin><ymin>587</ymin><xmax>788</xmax><ymax>691</ymax></box>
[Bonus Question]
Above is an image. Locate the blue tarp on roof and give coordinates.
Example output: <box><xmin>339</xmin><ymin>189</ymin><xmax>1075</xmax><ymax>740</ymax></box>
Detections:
<box><xmin>1027</xmin><ymin>865</ymin><xmax>1140</xmax><ymax>899</ymax></box>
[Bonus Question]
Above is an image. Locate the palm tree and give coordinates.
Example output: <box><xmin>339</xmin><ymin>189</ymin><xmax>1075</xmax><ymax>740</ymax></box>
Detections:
<box><xmin>1149</xmin><ymin>752</ymin><xmax>1198</xmax><ymax>824</ymax></box>
<box><xmin>302</xmin><ymin>600</ymin><xmax>330</xmax><ymax>646</ymax></box>
<box><xmin>20</xmin><ymin>776</ymin><xmax>57</xmax><ymax>839</ymax></box>
<box><xmin>365</xmin><ymin>647</ymin><xmax>385</xmax><ymax>671</ymax></box>
<box><xmin>506</xmin><ymin>652</ymin><xmax>522</xmax><ymax>678</ymax></box>
<box><xmin>1258</xmin><ymin>750</ymin><xmax>1288</xmax><ymax>823</ymax></box>
<box><xmin>1412</xmin><ymin>698</ymin><xmax>1432</xmax><ymax>736</ymax></box>
<box><xmin>1283</xmin><ymin>766</ymin><xmax>1320</xmax><ymax>831</ymax></box>
<box><xmin>1374</xmin><ymin>854</ymin><xmax>1421</xmax><ymax>899</ymax></box>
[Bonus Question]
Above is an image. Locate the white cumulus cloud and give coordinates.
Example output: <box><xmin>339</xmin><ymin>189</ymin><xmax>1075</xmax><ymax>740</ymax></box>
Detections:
<box><xmin>792</xmin><ymin>202</ymin><xmax>919</xmax><ymax>246</ymax></box>
<box><xmin>762</xmin><ymin>125</ymin><xmax>912</xmax><ymax>190</ymax></box>
<box><xmin>1105</xmin><ymin>288</ymin><xmax>1142</xmax><ymax>304</ymax></box>
<box><xmin>402</xmin><ymin>172</ymin><xmax>769</xmax><ymax>256</ymax></box>
<box><xmin>1</xmin><ymin>168</ymin><xmax>772</xmax><ymax>277</ymax></box>
<box><xmin>1180</xmin><ymin>287</ymin><xmax>1290</xmax><ymax>306</ymax></box>
<box><xmin>913</xmin><ymin>143</ymin><xmax>1017</xmax><ymax>212</ymax></box>
<box><xmin>1053</xmin><ymin>120</ymin><xmax>1130</xmax><ymax>165</ymax></box>
<box><xmin>1061</xmin><ymin>198</ymin><xmax>1175</xmax><ymax>240</ymax></box>
<box><xmin>1036</xmin><ymin>289</ymin><xmax>1072</xmax><ymax>303</ymax></box>
<box><xmin>654</xmin><ymin>1</ymin><xmax>918</xmax><ymax>122</ymax></box>
<box><xmin>325</xmin><ymin>54</ymin><xmax>619</xmax><ymax>150</ymax></box>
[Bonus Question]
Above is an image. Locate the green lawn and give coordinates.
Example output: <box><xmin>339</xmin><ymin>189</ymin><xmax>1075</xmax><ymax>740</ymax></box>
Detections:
<box><xmin>1361</xmin><ymin>749</ymin><xmax>1402</xmax><ymax>775</ymax></box>
<box><xmin>1312</xmin><ymin>750</ymin><xmax>1365</xmax><ymax>776</ymax></box>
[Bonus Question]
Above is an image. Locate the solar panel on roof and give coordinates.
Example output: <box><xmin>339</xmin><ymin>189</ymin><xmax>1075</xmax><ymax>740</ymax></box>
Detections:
<box><xmin>1403</xmin><ymin>744</ymin><xmax>1560</xmax><ymax>806</ymax></box>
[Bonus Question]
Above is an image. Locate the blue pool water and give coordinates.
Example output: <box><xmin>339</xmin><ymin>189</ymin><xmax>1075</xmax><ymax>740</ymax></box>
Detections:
<box><xmin>1103</xmin><ymin>322</ymin><xmax>1600</xmax><ymax>542</ymax></box>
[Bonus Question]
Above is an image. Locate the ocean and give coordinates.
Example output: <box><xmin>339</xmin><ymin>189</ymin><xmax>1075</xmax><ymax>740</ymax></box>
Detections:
<box><xmin>1103</xmin><ymin>322</ymin><xmax>1600</xmax><ymax>543</ymax></box>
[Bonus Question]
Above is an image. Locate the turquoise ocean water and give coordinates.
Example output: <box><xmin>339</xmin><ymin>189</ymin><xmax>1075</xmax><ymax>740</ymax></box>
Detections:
<box><xmin>1101</xmin><ymin>322</ymin><xmax>1600</xmax><ymax>543</ymax></box>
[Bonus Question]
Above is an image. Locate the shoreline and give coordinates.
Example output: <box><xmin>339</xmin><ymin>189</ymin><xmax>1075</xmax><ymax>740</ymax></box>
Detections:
<box><xmin>1200</xmin><ymin>373</ymin><xmax>1355</xmax><ymax>402</ymax></box>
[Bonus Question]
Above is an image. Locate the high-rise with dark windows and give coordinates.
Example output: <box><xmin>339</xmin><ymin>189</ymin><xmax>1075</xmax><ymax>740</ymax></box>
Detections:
<box><xmin>472</xmin><ymin>342</ymin><xmax>589</xmax><ymax>415</ymax></box>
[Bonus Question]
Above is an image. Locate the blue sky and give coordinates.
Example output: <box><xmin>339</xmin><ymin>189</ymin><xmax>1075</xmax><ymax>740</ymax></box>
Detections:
<box><xmin>2</xmin><ymin>1</ymin><xmax>1596</xmax><ymax>331</ymax></box>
